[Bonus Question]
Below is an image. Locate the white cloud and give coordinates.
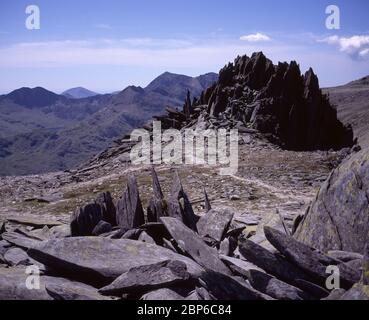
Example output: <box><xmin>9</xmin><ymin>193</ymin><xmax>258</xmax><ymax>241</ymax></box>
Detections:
<box><xmin>0</xmin><ymin>36</ymin><xmax>368</xmax><ymax>89</ymax></box>
<box><xmin>359</xmin><ymin>48</ymin><xmax>369</xmax><ymax>58</ymax></box>
<box><xmin>318</xmin><ymin>35</ymin><xmax>369</xmax><ymax>58</ymax></box>
<box><xmin>0</xmin><ymin>38</ymin><xmax>278</xmax><ymax>69</ymax></box>
<box><xmin>240</xmin><ymin>33</ymin><xmax>271</xmax><ymax>42</ymax></box>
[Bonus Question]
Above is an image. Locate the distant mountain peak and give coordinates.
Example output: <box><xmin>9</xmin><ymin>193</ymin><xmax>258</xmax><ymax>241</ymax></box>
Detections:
<box><xmin>62</xmin><ymin>87</ymin><xmax>99</xmax><ymax>99</ymax></box>
<box><xmin>145</xmin><ymin>71</ymin><xmax>218</xmax><ymax>98</ymax></box>
<box><xmin>3</xmin><ymin>87</ymin><xmax>62</xmax><ymax>108</ymax></box>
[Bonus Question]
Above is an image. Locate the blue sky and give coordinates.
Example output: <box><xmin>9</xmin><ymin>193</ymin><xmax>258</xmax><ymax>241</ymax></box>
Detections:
<box><xmin>0</xmin><ymin>0</ymin><xmax>368</xmax><ymax>93</ymax></box>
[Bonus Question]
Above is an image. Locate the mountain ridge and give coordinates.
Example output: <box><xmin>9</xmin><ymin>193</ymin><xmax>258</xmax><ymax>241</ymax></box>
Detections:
<box><xmin>0</xmin><ymin>72</ymin><xmax>218</xmax><ymax>176</ymax></box>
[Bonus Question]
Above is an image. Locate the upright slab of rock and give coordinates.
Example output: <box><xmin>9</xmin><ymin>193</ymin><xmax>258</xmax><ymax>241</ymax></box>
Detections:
<box><xmin>167</xmin><ymin>172</ymin><xmax>198</xmax><ymax>231</ymax></box>
<box><xmin>116</xmin><ymin>175</ymin><xmax>145</xmax><ymax>230</ymax></box>
<box><xmin>295</xmin><ymin>149</ymin><xmax>369</xmax><ymax>254</ymax></box>
<box><xmin>95</xmin><ymin>191</ymin><xmax>117</xmax><ymax>226</ymax></box>
<box><xmin>70</xmin><ymin>203</ymin><xmax>103</xmax><ymax>236</ymax></box>
<box><xmin>0</xmin><ymin>220</ymin><xmax>6</xmax><ymax>235</ymax></box>
<box><xmin>147</xmin><ymin>168</ymin><xmax>168</xmax><ymax>223</ymax></box>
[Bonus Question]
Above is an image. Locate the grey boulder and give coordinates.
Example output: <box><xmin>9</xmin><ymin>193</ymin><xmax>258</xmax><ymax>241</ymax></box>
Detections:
<box><xmin>264</xmin><ymin>226</ymin><xmax>361</xmax><ymax>289</ymax></box>
<box><xmin>197</xmin><ymin>209</ymin><xmax>234</xmax><ymax>242</ymax></box>
<box><xmin>161</xmin><ymin>217</ymin><xmax>230</xmax><ymax>275</ymax></box>
<box><xmin>28</xmin><ymin>237</ymin><xmax>203</xmax><ymax>286</ymax></box>
<box><xmin>247</xmin><ymin>269</ymin><xmax>313</xmax><ymax>300</ymax></box>
<box><xmin>294</xmin><ymin>149</ymin><xmax>369</xmax><ymax>254</ymax></box>
<box><xmin>92</xmin><ymin>221</ymin><xmax>112</xmax><ymax>236</ymax></box>
<box><xmin>99</xmin><ymin>260</ymin><xmax>190</xmax><ymax>296</ymax></box>
<box><xmin>0</xmin><ymin>267</ymin><xmax>110</xmax><ymax>300</ymax></box>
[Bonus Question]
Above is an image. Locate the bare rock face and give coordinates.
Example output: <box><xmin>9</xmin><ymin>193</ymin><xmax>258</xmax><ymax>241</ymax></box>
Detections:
<box><xmin>295</xmin><ymin>149</ymin><xmax>369</xmax><ymax>254</ymax></box>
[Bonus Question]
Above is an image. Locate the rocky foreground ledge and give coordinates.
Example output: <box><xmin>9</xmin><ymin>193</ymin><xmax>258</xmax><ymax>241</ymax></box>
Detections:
<box><xmin>0</xmin><ymin>166</ymin><xmax>368</xmax><ymax>300</ymax></box>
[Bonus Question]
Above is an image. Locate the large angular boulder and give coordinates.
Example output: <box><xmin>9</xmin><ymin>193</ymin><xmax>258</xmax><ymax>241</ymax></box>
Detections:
<box><xmin>247</xmin><ymin>269</ymin><xmax>312</xmax><ymax>300</ymax></box>
<box><xmin>28</xmin><ymin>237</ymin><xmax>204</xmax><ymax>287</ymax></box>
<box><xmin>6</xmin><ymin>216</ymin><xmax>62</xmax><ymax>228</ymax></box>
<box><xmin>199</xmin><ymin>270</ymin><xmax>272</xmax><ymax>300</ymax></box>
<box><xmin>1</xmin><ymin>231</ymin><xmax>41</xmax><ymax>249</ymax></box>
<box><xmin>197</xmin><ymin>209</ymin><xmax>234</xmax><ymax>242</ymax></box>
<box><xmin>4</xmin><ymin>248</ymin><xmax>31</xmax><ymax>266</ymax></box>
<box><xmin>238</xmin><ymin>237</ymin><xmax>311</xmax><ymax>287</ymax></box>
<box><xmin>295</xmin><ymin>149</ymin><xmax>369</xmax><ymax>254</ymax></box>
<box><xmin>265</xmin><ymin>227</ymin><xmax>361</xmax><ymax>289</ymax></box>
<box><xmin>70</xmin><ymin>203</ymin><xmax>103</xmax><ymax>236</ymax></box>
<box><xmin>0</xmin><ymin>267</ymin><xmax>110</xmax><ymax>300</ymax></box>
<box><xmin>99</xmin><ymin>260</ymin><xmax>190</xmax><ymax>296</ymax></box>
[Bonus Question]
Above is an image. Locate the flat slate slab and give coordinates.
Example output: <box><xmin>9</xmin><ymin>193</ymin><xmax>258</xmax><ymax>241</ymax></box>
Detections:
<box><xmin>247</xmin><ymin>269</ymin><xmax>312</xmax><ymax>300</ymax></box>
<box><xmin>220</xmin><ymin>255</ymin><xmax>263</xmax><ymax>278</ymax></box>
<box><xmin>199</xmin><ymin>270</ymin><xmax>272</xmax><ymax>300</ymax></box>
<box><xmin>28</xmin><ymin>237</ymin><xmax>204</xmax><ymax>286</ymax></box>
<box><xmin>2</xmin><ymin>231</ymin><xmax>42</xmax><ymax>249</ymax></box>
<box><xmin>197</xmin><ymin>209</ymin><xmax>234</xmax><ymax>242</ymax></box>
<box><xmin>233</xmin><ymin>215</ymin><xmax>261</xmax><ymax>226</ymax></box>
<box><xmin>0</xmin><ymin>267</ymin><xmax>110</xmax><ymax>300</ymax></box>
<box><xmin>43</xmin><ymin>276</ymin><xmax>112</xmax><ymax>300</ymax></box>
<box><xmin>161</xmin><ymin>217</ymin><xmax>231</xmax><ymax>275</ymax></box>
<box><xmin>6</xmin><ymin>216</ymin><xmax>63</xmax><ymax>228</ymax></box>
<box><xmin>99</xmin><ymin>260</ymin><xmax>190</xmax><ymax>296</ymax></box>
<box><xmin>4</xmin><ymin>248</ymin><xmax>30</xmax><ymax>266</ymax></box>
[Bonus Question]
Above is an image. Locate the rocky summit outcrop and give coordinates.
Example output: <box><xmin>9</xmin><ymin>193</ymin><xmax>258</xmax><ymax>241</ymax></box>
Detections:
<box><xmin>294</xmin><ymin>147</ymin><xmax>369</xmax><ymax>254</ymax></box>
<box><xmin>149</xmin><ymin>52</ymin><xmax>353</xmax><ymax>151</ymax></box>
